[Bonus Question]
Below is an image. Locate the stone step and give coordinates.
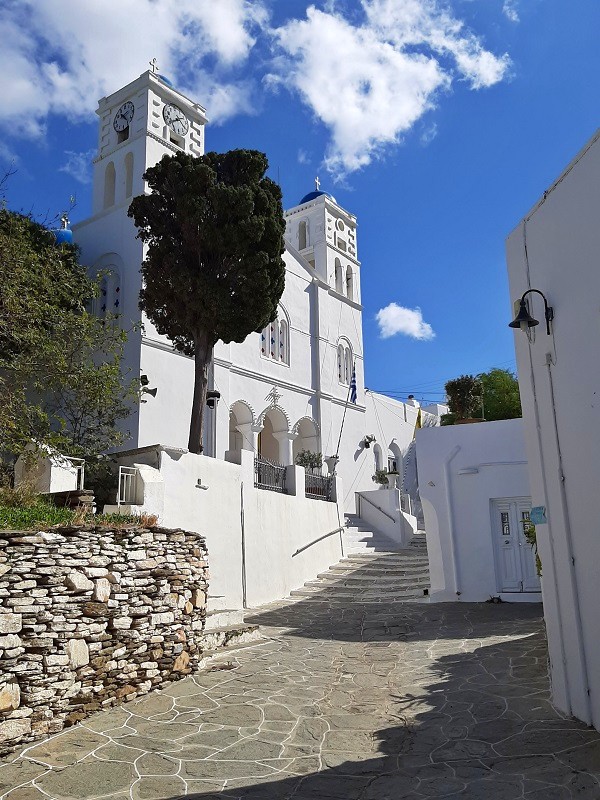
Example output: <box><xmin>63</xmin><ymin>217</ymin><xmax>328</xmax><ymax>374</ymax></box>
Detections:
<box><xmin>290</xmin><ymin>582</ymin><xmax>428</xmax><ymax>597</ymax></box>
<box><xmin>204</xmin><ymin>609</ymin><xmax>245</xmax><ymax>631</ymax></box>
<box><xmin>289</xmin><ymin>586</ymin><xmax>428</xmax><ymax>601</ymax></box>
<box><xmin>304</xmin><ymin>576</ymin><xmax>430</xmax><ymax>591</ymax></box>
<box><xmin>339</xmin><ymin>555</ymin><xmax>429</xmax><ymax>566</ymax></box>
<box><xmin>320</xmin><ymin>566</ymin><xmax>430</xmax><ymax>578</ymax></box>
<box><xmin>311</xmin><ymin>571</ymin><xmax>430</xmax><ymax>585</ymax></box>
<box><xmin>199</xmin><ymin>623</ymin><xmax>261</xmax><ymax>651</ymax></box>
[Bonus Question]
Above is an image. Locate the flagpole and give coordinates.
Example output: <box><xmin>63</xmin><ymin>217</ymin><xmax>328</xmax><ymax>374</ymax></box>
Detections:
<box><xmin>334</xmin><ymin>360</ymin><xmax>356</xmax><ymax>461</ymax></box>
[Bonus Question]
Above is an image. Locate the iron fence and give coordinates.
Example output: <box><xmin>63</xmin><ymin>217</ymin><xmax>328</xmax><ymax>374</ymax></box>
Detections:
<box><xmin>305</xmin><ymin>472</ymin><xmax>333</xmax><ymax>502</ymax></box>
<box><xmin>254</xmin><ymin>456</ymin><xmax>287</xmax><ymax>493</ymax></box>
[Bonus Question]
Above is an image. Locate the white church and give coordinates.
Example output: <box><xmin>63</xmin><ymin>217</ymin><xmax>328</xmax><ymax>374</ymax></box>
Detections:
<box><xmin>72</xmin><ymin>68</ymin><xmax>445</xmax><ymax>523</ymax></box>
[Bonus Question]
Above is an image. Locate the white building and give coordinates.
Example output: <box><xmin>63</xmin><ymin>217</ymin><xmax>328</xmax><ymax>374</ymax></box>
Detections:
<box><xmin>506</xmin><ymin>128</ymin><xmax>600</xmax><ymax>730</ymax></box>
<box><xmin>417</xmin><ymin>419</ymin><xmax>539</xmax><ymax>603</ymax></box>
<box><xmin>73</xmin><ymin>69</ymin><xmax>444</xmax><ymax>515</ymax></box>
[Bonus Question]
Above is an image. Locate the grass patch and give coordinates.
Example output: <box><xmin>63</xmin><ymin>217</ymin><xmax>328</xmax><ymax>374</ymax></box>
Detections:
<box><xmin>0</xmin><ymin>497</ymin><xmax>75</xmax><ymax>530</ymax></box>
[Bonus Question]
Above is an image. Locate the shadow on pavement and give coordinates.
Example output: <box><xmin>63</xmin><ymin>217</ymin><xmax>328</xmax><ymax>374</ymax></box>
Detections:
<box><xmin>170</xmin><ymin>620</ymin><xmax>600</xmax><ymax>799</ymax></box>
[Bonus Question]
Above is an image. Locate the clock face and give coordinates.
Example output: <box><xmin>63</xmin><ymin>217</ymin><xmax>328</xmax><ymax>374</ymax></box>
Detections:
<box><xmin>163</xmin><ymin>103</ymin><xmax>189</xmax><ymax>136</ymax></box>
<box><xmin>113</xmin><ymin>101</ymin><xmax>134</xmax><ymax>132</ymax></box>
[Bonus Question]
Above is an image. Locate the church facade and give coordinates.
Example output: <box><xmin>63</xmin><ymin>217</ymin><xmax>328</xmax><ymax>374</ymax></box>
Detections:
<box><xmin>73</xmin><ymin>70</ymin><xmax>443</xmax><ymax>512</ymax></box>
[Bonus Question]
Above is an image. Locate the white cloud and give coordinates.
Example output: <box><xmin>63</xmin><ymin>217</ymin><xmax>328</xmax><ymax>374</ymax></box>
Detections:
<box><xmin>297</xmin><ymin>149</ymin><xmax>310</xmax><ymax>165</ymax></box>
<box><xmin>0</xmin><ymin>0</ymin><xmax>266</xmax><ymax>136</ymax></box>
<box><xmin>420</xmin><ymin>122</ymin><xmax>438</xmax><ymax>146</ymax></box>
<box><xmin>59</xmin><ymin>149</ymin><xmax>95</xmax><ymax>184</ymax></box>
<box><xmin>376</xmin><ymin>303</ymin><xmax>435</xmax><ymax>340</ymax></box>
<box><xmin>270</xmin><ymin>0</ymin><xmax>510</xmax><ymax>176</ymax></box>
<box><xmin>503</xmin><ymin>1</ymin><xmax>520</xmax><ymax>23</ymax></box>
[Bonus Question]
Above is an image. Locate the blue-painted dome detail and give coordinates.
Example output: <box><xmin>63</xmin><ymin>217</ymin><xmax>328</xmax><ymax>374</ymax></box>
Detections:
<box><xmin>299</xmin><ymin>190</ymin><xmax>337</xmax><ymax>205</ymax></box>
<box><xmin>54</xmin><ymin>228</ymin><xmax>73</xmax><ymax>245</ymax></box>
<box><xmin>158</xmin><ymin>74</ymin><xmax>175</xmax><ymax>88</ymax></box>
<box><xmin>54</xmin><ymin>214</ymin><xmax>73</xmax><ymax>246</ymax></box>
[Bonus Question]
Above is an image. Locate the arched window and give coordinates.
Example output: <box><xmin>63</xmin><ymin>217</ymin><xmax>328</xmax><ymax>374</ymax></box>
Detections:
<box><xmin>94</xmin><ymin>267</ymin><xmax>121</xmax><ymax>320</ymax></box>
<box><xmin>298</xmin><ymin>220</ymin><xmax>308</xmax><ymax>250</ymax></box>
<box><xmin>104</xmin><ymin>162</ymin><xmax>116</xmax><ymax>209</ymax></box>
<box><xmin>279</xmin><ymin>319</ymin><xmax>289</xmax><ymax>365</ymax></box>
<box><xmin>335</xmin><ymin>258</ymin><xmax>343</xmax><ymax>293</ymax></box>
<box><xmin>260</xmin><ymin>306</ymin><xmax>291</xmax><ymax>365</ymax></box>
<box><xmin>337</xmin><ymin>340</ymin><xmax>353</xmax><ymax>385</ymax></box>
<box><xmin>124</xmin><ymin>152</ymin><xmax>134</xmax><ymax>198</ymax></box>
<box><xmin>346</xmin><ymin>266</ymin><xmax>354</xmax><ymax>301</ymax></box>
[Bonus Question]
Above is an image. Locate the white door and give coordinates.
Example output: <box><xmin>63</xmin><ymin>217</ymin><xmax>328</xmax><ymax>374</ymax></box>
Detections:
<box><xmin>492</xmin><ymin>498</ymin><xmax>541</xmax><ymax>593</ymax></box>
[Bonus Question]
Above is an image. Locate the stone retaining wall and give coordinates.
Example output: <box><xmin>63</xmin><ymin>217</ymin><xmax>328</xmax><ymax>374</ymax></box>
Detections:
<box><xmin>0</xmin><ymin>525</ymin><xmax>209</xmax><ymax>753</ymax></box>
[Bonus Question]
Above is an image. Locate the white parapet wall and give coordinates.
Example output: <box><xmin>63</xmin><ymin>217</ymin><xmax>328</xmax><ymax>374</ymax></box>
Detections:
<box><xmin>107</xmin><ymin>446</ymin><xmax>344</xmax><ymax>610</ymax></box>
<box><xmin>355</xmin><ymin>488</ymin><xmax>417</xmax><ymax>547</ymax></box>
<box><xmin>416</xmin><ymin>419</ymin><xmax>536</xmax><ymax>603</ymax></box>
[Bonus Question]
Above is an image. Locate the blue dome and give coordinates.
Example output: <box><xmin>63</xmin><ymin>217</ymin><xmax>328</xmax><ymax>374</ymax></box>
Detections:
<box><xmin>158</xmin><ymin>74</ymin><xmax>175</xmax><ymax>88</ymax></box>
<box><xmin>299</xmin><ymin>190</ymin><xmax>337</xmax><ymax>205</ymax></box>
<box><xmin>54</xmin><ymin>227</ymin><xmax>73</xmax><ymax>245</ymax></box>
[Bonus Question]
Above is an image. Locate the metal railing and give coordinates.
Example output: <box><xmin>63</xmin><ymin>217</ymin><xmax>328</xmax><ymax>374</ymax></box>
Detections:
<box><xmin>254</xmin><ymin>456</ymin><xmax>287</xmax><ymax>493</ymax></box>
<box><xmin>117</xmin><ymin>466</ymin><xmax>139</xmax><ymax>505</ymax></box>
<box><xmin>357</xmin><ymin>492</ymin><xmax>397</xmax><ymax>523</ymax></box>
<box><xmin>305</xmin><ymin>472</ymin><xmax>333</xmax><ymax>502</ymax></box>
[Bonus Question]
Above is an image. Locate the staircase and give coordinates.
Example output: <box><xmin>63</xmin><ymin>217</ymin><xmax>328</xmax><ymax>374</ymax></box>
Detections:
<box><xmin>290</xmin><ymin>532</ymin><xmax>431</xmax><ymax>604</ymax></box>
<box><xmin>343</xmin><ymin>513</ymin><xmax>399</xmax><ymax>553</ymax></box>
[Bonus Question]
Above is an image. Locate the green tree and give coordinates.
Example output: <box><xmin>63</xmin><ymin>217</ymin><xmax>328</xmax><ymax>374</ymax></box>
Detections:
<box><xmin>128</xmin><ymin>149</ymin><xmax>286</xmax><ymax>453</ymax></box>
<box><xmin>441</xmin><ymin>368</ymin><xmax>521</xmax><ymax>425</ymax></box>
<box><xmin>479</xmin><ymin>368</ymin><xmax>522</xmax><ymax>421</ymax></box>
<box><xmin>442</xmin><ymin>375</ymin><xmax>483</xmax><ymax>424</ymax></box>
<box><xmin>0</xmin><ymin>209</ymin><xmax>136</xmax><ymax>459</ymax></box>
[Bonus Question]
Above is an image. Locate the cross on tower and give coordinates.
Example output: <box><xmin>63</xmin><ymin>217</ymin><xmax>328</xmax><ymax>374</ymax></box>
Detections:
<box><xmin>149</xmin><ymin>58</ymin><xmax>159</xmax><ymax>74</ymax></box>
<box><xmin>314</xmin><ymin>176</ymin><xmax>320</xmax><ymax>191</ymax></box>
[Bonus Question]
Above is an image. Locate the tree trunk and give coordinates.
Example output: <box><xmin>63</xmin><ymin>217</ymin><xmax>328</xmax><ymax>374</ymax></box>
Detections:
<box><xmin>188</xmin><ymin>333</ymin><xmax>213</xmax><ymax>454</ymax></box>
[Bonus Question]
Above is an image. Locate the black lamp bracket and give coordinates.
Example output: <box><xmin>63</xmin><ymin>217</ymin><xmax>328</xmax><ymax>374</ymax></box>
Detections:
<box><xmin>520</xmin><ymin>288</ymin><xmax>554</xmax><ymax>335</ymax></box>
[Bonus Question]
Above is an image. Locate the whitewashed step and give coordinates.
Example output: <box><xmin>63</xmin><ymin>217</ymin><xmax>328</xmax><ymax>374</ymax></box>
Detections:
<box><xmin>308</xmin><ymin>574</ymin><xmax>430</xmax><ymax>588</ymax></box>
<box><xmin>204</xmin><ymin>609</ymin><xmax>245</xmax><ymax>631</ymax></box>
<box><xmin>290</xmin><ymin>586</ymin><xmax>428</xmax><ymax>601</ymax></box>
<box><xmin>320</xmin><ymin>566</ymin><xmax>430</xmax><ymax>579</ymax></box>
<box><xmin>200</xmin><ymin>623</ymin><xmax>262</xmax><ymax>651</ymax></box>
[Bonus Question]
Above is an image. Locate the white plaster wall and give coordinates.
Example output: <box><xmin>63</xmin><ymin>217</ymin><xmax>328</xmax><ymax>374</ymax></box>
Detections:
<box><xmin>506</xmin><ymin>129</ymin><xmax>600</xmax><ymax>729</ymax></box>
<box><xmin>112</xmin><ymin>448</ymin><xmax>343</xmax><ymax>610</ymax></box>
<box><xmin>416</xmin><ymin>419</ymin><xmax>532</xmax><ymax>603</ymax></box>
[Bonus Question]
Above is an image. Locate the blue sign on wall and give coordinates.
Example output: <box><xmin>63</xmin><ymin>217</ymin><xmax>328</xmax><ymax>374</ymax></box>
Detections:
<box><xmin>530</xmin><ymin>506</ymin><xmax>547</xmax><ymax>525</ymax></box>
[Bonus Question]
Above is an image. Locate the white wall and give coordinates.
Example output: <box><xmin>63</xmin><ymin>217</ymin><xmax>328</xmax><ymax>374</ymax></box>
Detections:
<box><xmin>506</xmin><ymin>128</ymin><xmax>600</xmax><ymax>729</ymax></box>
<box><xmin>108</xmin><ymin>448</ymin><xmax>343</xmax><ymax>611</ymax></box>
<box><xmin>416</xmin><ymin>419</ymin><xmax>533</xmax><ymax>603</ymax></box>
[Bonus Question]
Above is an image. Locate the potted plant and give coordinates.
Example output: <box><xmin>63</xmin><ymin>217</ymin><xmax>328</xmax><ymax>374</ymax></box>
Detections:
<box><xmin>372</xmin><ymin>468</ymin><xmax>390</xmax><ymax>488</ymax></box>
<box><xmin>294</xmin><ymin>450</ymin><xmax>323</xmax><ymax>474</ymax></box>
<box><xmin>443</xmin><ymin>375</ymin><xmax>483</xmax><ymax>425</ymax></box>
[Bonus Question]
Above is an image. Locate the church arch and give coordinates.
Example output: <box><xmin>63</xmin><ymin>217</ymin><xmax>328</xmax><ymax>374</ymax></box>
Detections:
<box><xmin>228</xmin><ymin>400</ymin><xmax>256</xmax><ymax>457</ymax></box>
<box><xmin>257</xmin><ymin>405</ymin><xmax>290</xmax><ymax>464</ymax></box>
<box><xmin>124</xmin><ymin>152</ymin><xmax>134</xmax><ymax>199</ymax></box>
<box><xmin>104</xmin><ymin>161</ymin><xmax>116</xmax><ymax>209</ymax></box>
<box><xmin>292</xmin><ymin>417</ymin><xmax>320</xmax><ymax>461</ymax></box>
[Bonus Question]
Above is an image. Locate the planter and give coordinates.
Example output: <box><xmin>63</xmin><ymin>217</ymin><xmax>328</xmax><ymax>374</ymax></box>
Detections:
<box><xmin>454</xmin><ymin>418</ymin><xmax>483</xmax><ymax>425</ymax></box>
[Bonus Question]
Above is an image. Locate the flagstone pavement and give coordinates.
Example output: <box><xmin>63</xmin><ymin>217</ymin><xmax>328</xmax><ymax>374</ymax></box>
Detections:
<box><xmin>2</xmin><ymin>589</ymin><xmax>600</xmax><ymax>799</ymax></box>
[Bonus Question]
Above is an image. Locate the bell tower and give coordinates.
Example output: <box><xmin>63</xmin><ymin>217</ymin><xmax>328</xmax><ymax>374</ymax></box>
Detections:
<box><xmin>284</xmin><ymin>181</ymin><xmax>361</xmax><ymax>304</ymax></box>
<box><xmin>72</xmin><ymin>68</ymin><xmax>210</xmax><ymax>452</ymax></box>
<box><xmin>91</xmin><ymin>65</ymin><xmax>208</xmax><ymax>215</ymax></box>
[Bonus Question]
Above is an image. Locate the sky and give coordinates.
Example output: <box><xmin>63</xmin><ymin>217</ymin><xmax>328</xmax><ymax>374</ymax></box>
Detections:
<box><xmin>1</xmin><ymin>0</ymin><xmax>599</xmax><ymax>404</ymax></box>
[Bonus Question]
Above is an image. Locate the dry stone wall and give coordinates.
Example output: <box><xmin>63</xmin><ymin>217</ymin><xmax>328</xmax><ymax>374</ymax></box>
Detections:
<box><xmin>0</xmin><ymin>525</ymin><xmax>209</xmax><ymax>753</ymax></box>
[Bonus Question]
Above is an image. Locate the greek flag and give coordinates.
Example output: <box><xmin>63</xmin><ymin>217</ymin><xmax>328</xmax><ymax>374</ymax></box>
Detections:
<box><xmin>350</xmin><ymin>365</ymin><xmax>357</xmax><ymax>404</ymax></box>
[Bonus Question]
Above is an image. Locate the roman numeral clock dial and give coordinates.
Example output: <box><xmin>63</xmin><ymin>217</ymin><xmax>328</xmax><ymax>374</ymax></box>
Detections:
<box><xmin>163</xmin><ymin>103</ymin><xmax>189</xmax><ymax>137</ymax></box>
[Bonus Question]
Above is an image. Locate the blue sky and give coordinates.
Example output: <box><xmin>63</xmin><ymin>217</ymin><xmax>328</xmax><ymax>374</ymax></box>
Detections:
<box><xmin>2</xmin><ymin>0</ymin><xmax>599</xmax><ymax>404</ymax></box>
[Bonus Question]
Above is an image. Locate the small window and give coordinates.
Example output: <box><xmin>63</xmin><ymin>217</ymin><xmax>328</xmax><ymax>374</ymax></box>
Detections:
<box><xmin>334</xmin><ymin>258</ymin><xmax>343</xmax><ymax>293</ymax></box>
<box><xmin>103</xmin><ymin>162</ymin><xmax>116</xmax><ymax>209</ymax></box>
<box><xmin>346</xmin><ymin>266</ymin><xmax>354</xmax><ymax>301</ymax></box>
<box><xmin>260</xmin><ymin>308</ymin><xmax>291</xmax><ymax>365</ymax></box>
<box><xmin>117</xmin><ymin>127</ymin><xmax>129</xmax><ymax>144</ymax></box>
<box><xmin>338</xmin><ymin>341</ymin><xmax>352</xmax><ymax>386</ymax></box>
<box><xmin>298</xmin><ymin>221</ymin><xmax>308</xmax><ymax>250</ymax></box>
<box><xmin>170</xmin><ymin>133</ymin><xmax>184</xmax><ymax>148</ymax></box>
<box><xmin>336</xmin><ymin>219</ymin><xmax>344</xmax><ymax>232</ymax></box>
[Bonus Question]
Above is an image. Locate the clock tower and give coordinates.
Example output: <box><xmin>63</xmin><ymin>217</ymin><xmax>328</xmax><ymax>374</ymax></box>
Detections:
<box><xmin>73</xmin><ymin>69</ymin><xmax>209</xmax><ymax>451</ymax></box>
